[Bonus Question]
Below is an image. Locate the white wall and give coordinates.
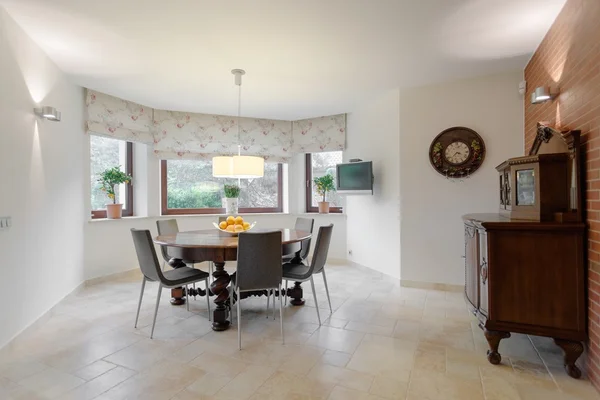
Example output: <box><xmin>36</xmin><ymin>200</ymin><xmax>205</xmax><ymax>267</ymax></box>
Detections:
<box><xmin>0</xmin><ymin>9</ymin><xmax>86</xmax><ymax>348</ymax></box>
<box><xmin>345</xmin><ymin>90</ymin><xmax>401</xmax><ymax>279</ymax></box>
<box><xmin>400</xmin><ymin>71</ymin><xmax>524</xmax><ymax>286</ymax></box>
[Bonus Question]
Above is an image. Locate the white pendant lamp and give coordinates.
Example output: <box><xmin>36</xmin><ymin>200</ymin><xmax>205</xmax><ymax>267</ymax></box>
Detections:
<box><xmin>212</xmin><ymin>69</ymin><xmax>265</xmax><ymax>178</ymax></box>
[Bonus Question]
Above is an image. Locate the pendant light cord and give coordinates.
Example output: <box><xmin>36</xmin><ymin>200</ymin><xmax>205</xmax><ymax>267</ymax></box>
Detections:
<box><xmin>237</xmin><ymin>74</ymin><xmax>242</xmax><ymax>185</ymax></box>
<box><xmin>237</xmin><ymin>78</ymin><xmax>242</xmax><ymax>157</ymax></box>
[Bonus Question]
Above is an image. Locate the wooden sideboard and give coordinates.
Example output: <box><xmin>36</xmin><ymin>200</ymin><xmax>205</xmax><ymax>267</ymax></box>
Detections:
<box><xmin>463</xmin><ymin>213</ymin><xmax>586</xmax><ymax>378</ymax></box>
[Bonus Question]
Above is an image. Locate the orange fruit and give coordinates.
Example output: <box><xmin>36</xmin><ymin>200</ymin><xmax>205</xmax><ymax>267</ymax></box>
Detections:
<box><xmin>235</xmin><ymin>216</ymin><xmax>244</xmax><ymax>225</ymax></box>
<box><xmin>226</xmin><ymin>225</ymin><xmax>235</xmax><ymax>232</ymax></box>
<box><xmin>243</xmin><ymin>222</ymin><xmax>250</xmax><ymax>230</ymax></box>
<box><xmin>234</xmin><ymin>224</ymin><xmax>244</xmax><ymax>232</ymax></box>
<box><xmin>219</xmin><ymin>221</ymin><xmax>228</xmax><ymax>230</ymax></box>
<box><xmin>226</xmin><ymin>216</ymin><xmax>235</xmax><ymax>225</ymax></box>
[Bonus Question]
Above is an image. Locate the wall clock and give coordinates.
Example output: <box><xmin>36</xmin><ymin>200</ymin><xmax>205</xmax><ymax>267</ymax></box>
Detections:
<box><xmin>429</xmin><ymin>127</ymin><xmax>486</xmax><ymax>178</ymax></box>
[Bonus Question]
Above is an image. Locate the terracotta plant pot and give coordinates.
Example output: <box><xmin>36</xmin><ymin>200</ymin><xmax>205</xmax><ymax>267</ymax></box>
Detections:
<box><xmin>318</xmin><ymin>201</ymin><xmax>330</xmax><ymax>214</ymax></box>
<box><xmin>106</xmin><ymin>203</ymin><xmax>123</xmax><ymax>219</ymax></box>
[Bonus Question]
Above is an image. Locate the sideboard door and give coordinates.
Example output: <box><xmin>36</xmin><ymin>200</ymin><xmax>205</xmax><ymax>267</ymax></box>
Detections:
<box><xmin>464</xmin><ymin>224</ymin><xmax>479</xmax><ymax>310</ymax></box>
<box><xmin>478</xmin><ymin>229</ymin><xmax>489</xmax><ymax>317</ymax></box>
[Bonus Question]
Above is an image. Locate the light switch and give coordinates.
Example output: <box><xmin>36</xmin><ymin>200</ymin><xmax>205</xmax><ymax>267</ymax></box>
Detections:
<box><xmin>0</xmin><ymin>217</ymin><xmax>11</xmax><ymax>230</ymax></box>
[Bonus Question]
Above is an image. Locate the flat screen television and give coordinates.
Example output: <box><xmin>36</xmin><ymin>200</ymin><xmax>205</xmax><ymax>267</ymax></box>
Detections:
<box><xmin>336</xmin><ymin>161</ymin><xmax>373</xmax><ymax>194</ymax></box>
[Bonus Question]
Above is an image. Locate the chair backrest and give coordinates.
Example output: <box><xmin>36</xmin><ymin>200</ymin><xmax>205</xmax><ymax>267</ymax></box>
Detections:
<box><xmin>310</xmin><ymin>224</ymin><xmax>334</xmax><ymax>274</ymax></box>
<box><xmin>131</xmin><ymin>229</ymin><xmax>164</xmax><ymax>282</ymax></box>
<box><xmin>236</xmin><ymin>231</ymin><xmax>282</xmax><ymax>291</ymax></box>
<box><xmin>156</xmin><ymin>219</ymin><xmax>179</xmax><ymax>262</ymax></box>
<box><xmin>295</xmin><ymin>217</ymin><xmax>314</xmax><ymax>260</ymax></box>
<box><xmin>295</xmin><ymin>217</ymin><xmax>314</xmax><ymax>232</ymax></box>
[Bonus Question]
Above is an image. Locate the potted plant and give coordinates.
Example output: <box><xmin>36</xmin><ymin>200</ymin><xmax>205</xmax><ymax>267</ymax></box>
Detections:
<box><xmin>223</xmin><ymin>183</ymin><xmax>241</xmax><ymax>214</ymax></box>
<box><xmin>313</xmin><ymin>174</ymin><xmax>336</xmax><ymax>214</ymax></box>
<box><xmin>98</xmin><ymin>166</ymin><xmax>132</xmax><ymax>219</ymax></box>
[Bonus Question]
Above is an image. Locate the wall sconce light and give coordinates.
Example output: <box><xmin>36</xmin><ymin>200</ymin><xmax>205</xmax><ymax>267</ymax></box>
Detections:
<box><xmin>34</xmin><ymin>106</ymin><xmax>61</xmax><ymax>121</ymax></box>
<box><xmin>531</xmin><ymin>86</ymin><xmax>556</xmax><ymax>104</ymax></box>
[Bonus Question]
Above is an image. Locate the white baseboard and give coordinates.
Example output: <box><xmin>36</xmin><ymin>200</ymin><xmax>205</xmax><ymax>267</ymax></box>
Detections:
<box><xmin>0</xmin><ymin>280</ymin><xmax>86</xmax><ymax>352</ymax></box>
<box><xmin>400</xmin><ymin>279</ymin><xmax>463</xmax><ymax>292</ymax></box>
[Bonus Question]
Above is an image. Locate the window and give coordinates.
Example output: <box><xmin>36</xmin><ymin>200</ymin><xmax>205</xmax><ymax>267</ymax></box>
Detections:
<box><xmin>90</xmin><ymin>136</ymin><xmax>133</xmax><ymax>218</ymax></box>
<box><xmin>161</xmin><ymin>159</ymin><xmax>283</xmax><ymax>214</ymax></box>
<box><xmin>306</xmin><ymin>151</ymin><xmax>343</xmax><ymax>213</ymax></box>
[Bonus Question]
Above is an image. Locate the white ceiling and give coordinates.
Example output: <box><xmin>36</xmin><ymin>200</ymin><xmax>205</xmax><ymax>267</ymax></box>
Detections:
<box><xmin>2</xmin><ymin>0</ymin><xmax>566</xmax><ymax>120</ymax></box>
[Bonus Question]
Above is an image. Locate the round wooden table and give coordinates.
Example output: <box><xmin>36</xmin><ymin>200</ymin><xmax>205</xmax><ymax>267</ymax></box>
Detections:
<box><xmin>154</xmin><ymin>228</ymin><xmax>311</xmax><ymax>331</ymax></box>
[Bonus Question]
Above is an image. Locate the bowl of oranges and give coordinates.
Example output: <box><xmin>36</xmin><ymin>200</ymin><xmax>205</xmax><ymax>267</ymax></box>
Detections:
<box><xmin>213</xmin><ymin>215</ymin><xmax>256</xmax><ymax>236</ymax></box>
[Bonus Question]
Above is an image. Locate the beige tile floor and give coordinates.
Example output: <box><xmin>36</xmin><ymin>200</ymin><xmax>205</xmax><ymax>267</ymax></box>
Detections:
<box><xmin>1</xmin><ymin>262</ymin><xmax>598</xmax><ymax>400</ymax></box>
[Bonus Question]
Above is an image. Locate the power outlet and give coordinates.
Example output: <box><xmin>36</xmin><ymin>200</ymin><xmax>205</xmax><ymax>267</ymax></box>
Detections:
<box><xmin>348</xmin><ymin>249</ymin><xmax>353</xmax><ymax>256</ymax></box>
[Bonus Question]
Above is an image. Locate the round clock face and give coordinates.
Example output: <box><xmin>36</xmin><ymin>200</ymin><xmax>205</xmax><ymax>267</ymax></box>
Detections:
<box><xmin>444</xmin><ymin>141</ymin><xmax>471</xmax><ymax>165</ymax></box>
<box><xmin>428</xmin><ymin>127</ymin><xmax>486</xmax><ymax>178</ymax></box>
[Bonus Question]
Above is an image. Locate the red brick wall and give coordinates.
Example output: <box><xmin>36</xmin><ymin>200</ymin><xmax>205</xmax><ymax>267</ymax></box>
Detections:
<box><xmin>524</xmin><ymin>0</ymin><xmax>600</xmax><ymax>387</ymax></box>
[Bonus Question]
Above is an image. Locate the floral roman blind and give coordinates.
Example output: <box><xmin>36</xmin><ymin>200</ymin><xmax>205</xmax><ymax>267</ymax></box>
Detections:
<box><xmin>86</xmin><ymin>90</ymin><xmax>154</xmax><ymax>144</ymax></box>
<box><xmin>85</xmin><ymin>89</ymin><xmax>346</xmax><ymax>161</ymax></box>
<box><xmin>292</xmin><ymin>114</ymin><xmax>346</xmax><ymax>153</ymax></box>
<box><xmin>152</xmin><ymin>110</ymin><xmax>293</xmax><ymax>163</ymax></box>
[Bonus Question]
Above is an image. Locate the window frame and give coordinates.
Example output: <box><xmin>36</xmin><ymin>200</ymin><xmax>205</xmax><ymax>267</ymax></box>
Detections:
<box><xmin>305</xmin><ymin>153</ymin><xmax>343</xmax><ymax>214</ymax></box>
<box><xmin>91</xmin><ymin>141</ymin><xmax>134</xmax><ymax>219</ymax></box>
<box><xmin>160</xmin><ymin>160</ymin><xmax>284</xmax><ymax>215</ymax></box>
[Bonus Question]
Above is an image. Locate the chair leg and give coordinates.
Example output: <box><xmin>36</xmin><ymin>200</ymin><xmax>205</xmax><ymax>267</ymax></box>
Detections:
<box><xmin>266</xmin><ymin>289</ymin><xmax>271</xmax><ymax>318</ymax></box>
<box><xmin>285</xmin><ymin>280</ymin><xmax>289</xmax><ymax>306</ymax></box>
<box><xmin>321</xmin><ymin>269</ymin><xmax>333</xmax><ymax>313</ymax></box>
<box><xmin>237</xmin><ymin>287</ymin><xmax>242</xmax><ymax>350</ymax></box>
<box><xmin>209</xmin><ymin>262</ymin><xmax>214</xmax><ymax>281</ymax></box>
<box><xmin>272</xmin><ymin>289</ymin><xmax>276</xmax><ymax>320</ymax></box>
<box><xmin>134</xmin><ymin>277</ymin><xmax>146</xmax><ymax>328</ymax></box>
<box><xmin>279</xmin><ymin>284</ymin><xmax>284</xmax><ymax>344</ymax></box>
<box><xmin>186</xmin><ymin>285</ymin><xmax>190</xmax><ymax>312</ymax></box>
<box><xmin>310</xmin><ymin>276</ymin><xmax>321</xmax><ymax>326</ymax></box>
<box><xmin>205</xmin><ymin>279</ymin><xmax>211</xmax><ymax>321</ymax></box>
<box><xmin>151</xmin><ymin>283</ymin><xmax>162</xmax><ymax>339</ymax></box>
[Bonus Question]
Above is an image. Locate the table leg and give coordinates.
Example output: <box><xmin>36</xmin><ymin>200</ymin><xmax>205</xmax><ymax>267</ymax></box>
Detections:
<box><xmin>210</xmin><ymin>261</ymin><xmax>231</xmax><ymax>331</ymax></box>
<box><xmin>168</xmin><ymin>258</ymin><xmax>188</xmax><ymax>305</ymax></box>
<box><xmin>170</xmin><ymin>287</ymin><xmax>185</xmax><ymax>305</ymax></box>
<box><xmin>288</xmin><ymin>282</ymin><xmax>305</xmax><ymax>306</ymax></box>
<box><xmin>289</xmin><ymin>251</ymin><xmax>303</xmax><ymax>265</ymax></box>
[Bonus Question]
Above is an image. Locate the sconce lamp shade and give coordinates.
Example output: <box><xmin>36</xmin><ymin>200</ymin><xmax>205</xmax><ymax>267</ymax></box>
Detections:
<box><xmin>531</xmin><ymin>86</ymin><xmax>555</xmax><ymax>104</ymax></box>
<box><xmin>34</xmin><ymin>106</ymin><xmax>61</xmax><ymax>121</ymax></box>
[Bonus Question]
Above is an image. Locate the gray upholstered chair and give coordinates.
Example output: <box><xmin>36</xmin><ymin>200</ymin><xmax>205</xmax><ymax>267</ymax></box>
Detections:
<box><xmin>283</xmin><ymin>218</ymin><xmax>314</xmax><ymax>305</ymax></box>
<box><xmin>232</xmin><ymin>231</ymin><xmax>284</xmax><ymax>349</ymax></box>
<box><xmin>131</xmin><ymin>229</ymin><xmax>211</xmax><ymax>339</ymax></box>
<box><xmin>156</xmin><ymin>219</ymin><xmax>179</xmax><ymax>270</ymax></box>
<box><xmin>157</xmin><ymin>219</ymin><xmax>214</xmax><ymax>278</ymax></box>
<box><xmin>282</xmin><ymin>224</ymin><xmax>334</xmax><ymax>325</ymax></box>
<box><xmin>283</xmin><ymin>217</ymin><xmax>314</xmax><ymax>263</ymax></box>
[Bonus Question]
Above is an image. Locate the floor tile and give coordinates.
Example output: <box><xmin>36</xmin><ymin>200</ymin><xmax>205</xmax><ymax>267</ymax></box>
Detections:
<box><xmin>3</xmin><ymin>262</ymin><xmax>598</xmax><ymax>400</ymax></box>
<box><xmin>61</xmin><ymin>366</ymin><xmax>137</xmax><ymax>400</ymax></box>
<box><xmin>73</xmin><ymin>359</ymin><xmax>117</xmax><ymax>381</ymax></box>
<box><xmin>328</xmin><ymin>385</ymin><xmax>387</xmax><ymax>400</ymax></box>
<box><xmin>17</xmin><ymin>367</ymin><xmax>85</xmax><ymax>398</ymax></box>
<box><xmin>306</xmin><ymin>326</ymin><xmax>364</xmax><ymax>353</ymax></box>
<box><xmin>408</xmin><ymin>370</ymin><xmax>484</xmax><ymax>400</ymax></box>
<box><xmin>321</xmin><ymin>350</ymin><xmax>352</xmax><ymax>368</ymax></box>
<box><xmin>216</xmin><ymin>364</ymin><xmax>276</xmax><ymax>399</ymax></box>
<box><xmin>307</xmin><ymin>363</ymin><xmax>374</xmax><ymax>392</ymax></box>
